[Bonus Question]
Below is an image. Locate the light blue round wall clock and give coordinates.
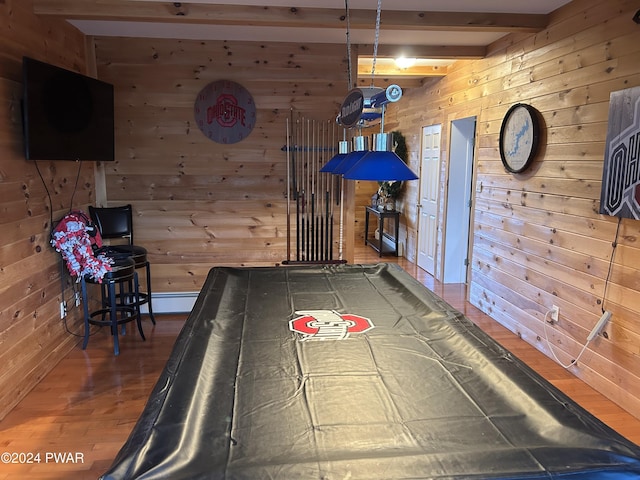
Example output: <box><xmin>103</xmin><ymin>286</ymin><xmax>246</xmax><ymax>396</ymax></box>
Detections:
<box><xmin>499</xmin><ymin>103</ymin><xmax>541</xmax><ymax>174</ymax></box>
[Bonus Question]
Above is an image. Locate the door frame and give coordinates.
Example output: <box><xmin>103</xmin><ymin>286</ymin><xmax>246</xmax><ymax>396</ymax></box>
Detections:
<box><xmin>443</xmin><ymin>116</ymin><xmax>476</xmax><ymax>284</ymax></box>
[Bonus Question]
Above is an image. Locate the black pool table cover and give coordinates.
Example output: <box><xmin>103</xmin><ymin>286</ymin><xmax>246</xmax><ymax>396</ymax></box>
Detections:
<box><xmin>101</xmin><ymin>264</ymin><xmax>640</xmax><ymax>479</ymax></box>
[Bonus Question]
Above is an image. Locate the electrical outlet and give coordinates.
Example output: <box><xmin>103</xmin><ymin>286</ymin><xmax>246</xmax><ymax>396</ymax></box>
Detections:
<box><xmin>75</xmin><ymin>291</ymin><xmax>81</xmax><ymax>307</ymax></box>
<box><xmin>549</xmin><ymin>305</ymin><xmax>560</xmax><ymax>323</ymax></box>
<box><xmin>60</xmin><ymin>301</ymin><xmax>67</xmax><ymax>319</ymax></box>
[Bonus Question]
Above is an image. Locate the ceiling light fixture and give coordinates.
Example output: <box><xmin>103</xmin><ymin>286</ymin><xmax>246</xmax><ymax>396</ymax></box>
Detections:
<box><xmin>342</xmin><ymin>0</ymin><xmax>418</xmax><ymax>182</ymax></box>
<box><xmin>325</xmin><ymin>0</ymin><xmax>418</xmax><ymax>182</ymax></box>
<box><xmin>394</xmin><ymin>57</ymin><xmax>417</xmax><ymax>69</ymax></box>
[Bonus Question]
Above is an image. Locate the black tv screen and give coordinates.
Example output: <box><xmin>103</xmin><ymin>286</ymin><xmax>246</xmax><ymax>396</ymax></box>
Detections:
<box><xmin>22</xmin><ymin>56</ymin><xmax>115</xmax><ymax>161</ymax></box>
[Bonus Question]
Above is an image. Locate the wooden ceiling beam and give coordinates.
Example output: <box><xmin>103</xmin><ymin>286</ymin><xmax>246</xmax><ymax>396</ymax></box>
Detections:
<box><xmin>365</xmin><ymin>45</ymin><xmax>487</xmax><ymax>60</ymax></box>
<box><xmin>357</xmin><ymin>63</ymin><xmax>450</xmax><ymax>78</ymax></box>
<box><xmin>33</xmin><ymin>0</ymin><xmax>549</xmax><ymax>33</ymax></box>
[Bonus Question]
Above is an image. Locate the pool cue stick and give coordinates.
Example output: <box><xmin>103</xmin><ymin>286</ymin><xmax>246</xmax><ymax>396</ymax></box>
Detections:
<box><xmin>338</xmin><ymin>176</ymin><xmax>344</xmax><ymax>261</ymax></box>
<box><xmin>314</xmin><ymin>120</ymin><xmax>320</xmax><ymax>261</ymax></box>
<box><xmin>311</xmin><ymin>119</ymin><xmax>317</xmax><ymax>261</ymax></box>
<box><xmin>304</xmin><ymin>119</ymin><xmax>313</xmax><ymax>260</ymax></box>
<box><xmin>319</xmin><ymin>121</ymin><xmax>326</xmax><ymax>260</ymax></box>
<box><xmin>322</xmin><ymin>121</ymin><xmax>329</xmax><ymax>260</ymax></box>
<box><xmin>309</xmin><ymin>119</ymin><xmax>313</xmax><ymax>261</ymax></box>
<box><xmin>325</xmin><ymin>189</ymin><xmax>330</xmax><ymax>260</ymax></box>
<box><xmin>302</xmin><ymin>117</ymin><xmax>307</xmax><ymax>261</ymax></box>
<box><xmin>328</xmin><ymin>124</ymin><xmax>335</xmax><ymax>261</ymax></box>
<box><xmin>330</xmin><ymin>204</ymin><xmax>334</xmax><ymax>259</ymax></box>
<box><xmin>313</xmin><ymin>120</ymin><xmax>318</xmax><ymax>261</ymax></box>
<box><xmin>311</xmin><ymin>119</ymin><xmax>316</xmax><ymax>260</ymax></box>
<box><xmin>332</xmin><ymin>124</ymin><xmax>340</xmax><ymax>260</ymax></box>
<box><xmin>316</xmin><ymin>120</ymin><xmax>321</xmax><ymax>261</ymax></box>
<box><xmin>297</xmin><ymin>115</ymin><xmax>304</xmax><ymax>261</ymax></box>
<box><xmin>285</xmin><ymin>116</ymin><xmax>291</xmax><ymax>262</ymax></box>
<box><xmin>293</xmin><ymin>115</ymin><xmax>298</xmax><ymax>261</ymax></box>
<box><xmin>337</xmin><ymin>129</ymin><xmax>346</xmax><ymax>261</ymax></box>
<box><xmin>296</xmin><ymin>189</ymin><xmax>300</xmax><ymax>260</ymax></box>
<box><xmin>328</xmin><ymin>122</ymin><xmax>332</xmax><ymax>259</ymax></box>
<box><xmin>303</xmin><ymin>118</ymin><xmax>307</xmax><ymax>261</ymax></box>
<box><xmin>322</xmin><ymin>122</ymin><xmax>329</xmax><ymax>261</ymax></box>
<box><xmin>296</xmin><ymin>120</ymin><xmax>301</xmax><ymax>262</ymax></box>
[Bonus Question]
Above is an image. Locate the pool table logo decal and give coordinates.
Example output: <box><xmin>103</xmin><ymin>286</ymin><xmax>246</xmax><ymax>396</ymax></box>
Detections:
<box><xmin>289</xmin><ymin>310</ymin><xmax>374</xmax><ymax>341</ymax></box>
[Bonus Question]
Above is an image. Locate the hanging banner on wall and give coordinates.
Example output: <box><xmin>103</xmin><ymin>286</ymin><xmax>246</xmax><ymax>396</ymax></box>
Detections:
<box><xmin>599</xmin><ymin>86</ymin><xmax>640</xmax><ymax>219</ymax></box>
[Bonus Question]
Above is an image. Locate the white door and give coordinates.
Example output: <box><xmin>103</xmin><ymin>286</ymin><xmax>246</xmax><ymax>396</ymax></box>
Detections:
<box><xmin>417</xmin><ymin>124</ymin><xmax>441</xmax><ymax>275</ymax></box>
<box><xmin>443</xmin><ymin>117</ymin><xmax>476</xmax><ymax>283</ymax></box>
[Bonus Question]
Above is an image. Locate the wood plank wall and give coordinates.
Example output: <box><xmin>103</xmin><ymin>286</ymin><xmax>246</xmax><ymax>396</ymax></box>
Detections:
<box><xmin>0</xmin><ymin>0</ymin><xmax>94</xmax><ymax>419</ymax></box>
<box><xmin>384</xmin><ymin>0</ymin><xmax>640</xmax><ymax>418</ymax></box>
<box><xmin>93</xmin><ymin>38</ymin><xmax>349</xmax><ymax>292</ymax></box>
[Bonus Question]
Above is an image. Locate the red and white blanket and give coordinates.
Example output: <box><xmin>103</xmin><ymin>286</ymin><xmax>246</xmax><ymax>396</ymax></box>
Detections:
<box><xmin>50</xmin><ymin>211</ymin><xmax>112</xmax><ymax>282</ymax></box>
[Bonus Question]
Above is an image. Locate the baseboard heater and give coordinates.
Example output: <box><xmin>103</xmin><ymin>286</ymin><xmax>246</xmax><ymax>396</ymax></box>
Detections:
<box><xmin>140</xmin><ymin>291</ymin><xmax>199</xmax><ymax>314</ymax></box>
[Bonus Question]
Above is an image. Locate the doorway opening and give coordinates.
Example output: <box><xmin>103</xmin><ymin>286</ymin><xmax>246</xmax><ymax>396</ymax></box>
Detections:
<box><xmin>443</xmin><ymin>116</ymin><xmax>476</xmax><ymax>284</ymax></box>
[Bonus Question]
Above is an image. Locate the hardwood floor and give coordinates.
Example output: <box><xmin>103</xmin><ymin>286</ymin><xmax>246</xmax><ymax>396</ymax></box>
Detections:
<box><xmin>2</xmin><ymin>249</ymin><xmax>640</xmax><ymax>479</ymax></box>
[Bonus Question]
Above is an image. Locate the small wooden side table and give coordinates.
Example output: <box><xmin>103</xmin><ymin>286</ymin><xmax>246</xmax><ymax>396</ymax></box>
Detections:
<box><xmin>364</xmin><ymin>206</ymin><xmax>400</xmax><ymax>257</ymax></box>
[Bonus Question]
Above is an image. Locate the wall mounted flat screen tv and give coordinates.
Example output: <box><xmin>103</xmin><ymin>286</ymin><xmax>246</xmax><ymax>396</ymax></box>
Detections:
<box><xmin>22</xmin><ymin>56</ymin><xmax>115</xmax><ymax>161</ymax></box>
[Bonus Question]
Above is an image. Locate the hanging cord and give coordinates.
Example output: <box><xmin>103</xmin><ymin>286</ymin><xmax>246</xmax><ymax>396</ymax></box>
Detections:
<box><xmin>601</xmin><ymin>215</ymin><xmax>622</xmax><ymax>314</ymax></box>
<box><xmin>543</xmin><ymin>216</ymin><xmax>622</xmax><ymax>368</ymax></box>
<box><xmin>35</xmin><ymin>159</ymin><xmax>89</xmax><ymax>336</ymax></box>
<box><xmin>68</xmin><ymin>160</ymin><xmax>83</xmax><ymax>214</ymax></box>
<box><xmin>66</xmin><ymin>161</ymin><xmax>84</xmax><ymax>333</ymax></box>
<box><xmin>339</xmin><ymin>0</ymin><xmax>351</xmax><ymax>262</ymax></box>
<box><xmin>345</xmin><ymin>0</ymin><xmax>353</xmax><ymax>89</ymax></box>
<box><xmin>34</xmin><ymin>160</ymin><xmax>54</xmax><ymax>238</ymax></box>
<box><xmin>543</xmin><ymin>310</ymin><xmax>591</xmax><ymax>369</ymax></box>
<box><xmin>370</xmin><ymin>0</ymin><xmax>382</xmax><ymax>86</ymax></box>
<box><xmin>34</xmin><ymin>161</ymin><xmax>72</xmax><ymax>330</ymax></box>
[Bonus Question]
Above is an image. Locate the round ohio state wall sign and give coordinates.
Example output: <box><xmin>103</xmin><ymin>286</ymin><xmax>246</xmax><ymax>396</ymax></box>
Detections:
<box><xmin>194</xmin><ymin>80</ymin><xmax>256</xmax><ymax>144</ymax></box>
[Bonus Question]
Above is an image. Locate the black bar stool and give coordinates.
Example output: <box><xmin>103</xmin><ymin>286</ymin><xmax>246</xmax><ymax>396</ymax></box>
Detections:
<box><xmin>89</xmin><ymin>205</ymin><xmax>156</xmax><ymax>325</ymax></box>
<box><xmin>81</xmin><ymin>255</ymin><xmax>145</xmax><ymax>356</ymax></box>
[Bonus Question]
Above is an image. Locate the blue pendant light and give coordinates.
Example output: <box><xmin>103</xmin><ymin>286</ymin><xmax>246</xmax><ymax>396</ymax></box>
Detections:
<box><xmin>343</xmin><ymin>132</ymin><xmax>418</xmax><ymax>181</ymax></box>
<box><xmin>333</xmin><ymin>135</ymin><xmax>370</xmax><ymax>175</ymax></box>
<box><xmin>320</xmin><ymin>140</ymin><xmax>349</xmax><ymax>173</ymax></box>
